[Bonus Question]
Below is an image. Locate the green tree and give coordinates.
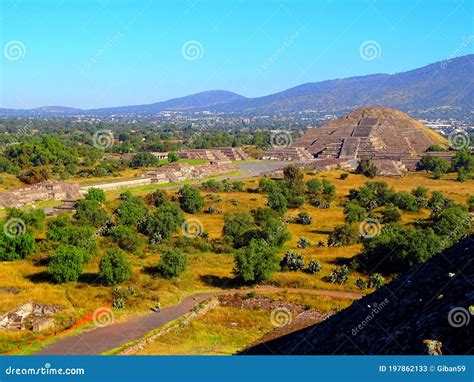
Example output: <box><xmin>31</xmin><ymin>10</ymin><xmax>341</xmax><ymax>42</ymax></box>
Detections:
<box><xmin>110</xmin><ymin>225</ymin><xmax>144</xmax><ymax>252</ymax></box>
<box><xmin>222</xmin><ymin>211</ymin><xmax>257</xmax><ymax>248</ymax></box>
<box><xmin>167</xmin><ymin>151</ymin><xmax>179</xmax><ymax>163</ymax></box>
<box><xmin>344</xmin><ymin>202</ymin><xmax>367</xmax><ymax>223</ymax></box>
<box><xmin>157</xmin><ymin>249</ymin><xmax>187</xmax><ymax>279</ymax></box>
<box><xmin>74</xmin><ymin>199</ymin><xmax>109</xmax><ymax>227</ymax></box>
<box><xmin>145</xmin><ymin>189</ymin><xmax>168</xmax><ymax>207</ymax></box>
<box><xmin>142</xmin><ymin>202</ymin><xmax>184</xmax><ymax>243</ymax></box>
<box><xmin>234</xmin><ymin>239</ymin><xmax>279</xmax><ymax>283</ymax></box>
<box><xmin>0</xmin><ymin>228</ymin><xmax>35</xmax><ymax>261</ymax></box>
<box><xmin>85</xmin><ymin>188</ymin><xmax>106</xmax><ymax>203</ymax></box>
<box><xmin>48</xmin><ymin>245</ymin><xmax>85</xmax><ymax>283</ymax></box>
<box><xmin>382</xmin><ymin>204</ymin><xmax>402</xmax><ymax>223</ymax></box>
<box><xmin>178</xmin><ymin>185</ymin><xmax>204</xmax><ymax>213</ymax></box>
<box><xmin>328</xmin><ymin>224</ymin><xmax>359</xmax><ymax>247</ymax></box>
<box><xmin>99</xmin><ymin>248</ymin><xmax>132</xmax><ymax>285</ymax></box>
<box><xmin>267</xmin><ymin>189</ymin><xmax>287</xmax><ymax>214</ymax></box>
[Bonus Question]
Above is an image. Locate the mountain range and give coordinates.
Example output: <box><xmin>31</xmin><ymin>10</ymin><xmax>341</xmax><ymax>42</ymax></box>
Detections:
<box><xmin>1</xmin><ymin>54</ymin><xmax>472</xmax><ymax>117</ymax></box>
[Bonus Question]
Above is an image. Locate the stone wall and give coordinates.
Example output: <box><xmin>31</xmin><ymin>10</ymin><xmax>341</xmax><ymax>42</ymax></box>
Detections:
<box><xmin>0</xmin><ymin>181</ymin><xmax>82</xmax><ymax>209</ymax></box>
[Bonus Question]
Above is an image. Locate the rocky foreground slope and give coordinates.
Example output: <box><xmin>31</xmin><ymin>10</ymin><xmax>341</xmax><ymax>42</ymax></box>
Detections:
<box><xmin>243</xmin><ymin>235</ymin><xmax>473</xmax><ymax>355</ymax></box>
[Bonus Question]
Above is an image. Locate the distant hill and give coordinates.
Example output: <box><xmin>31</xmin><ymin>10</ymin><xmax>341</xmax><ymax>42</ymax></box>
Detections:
<box><xmin>243</xmin><ymin>235</ymin><xmax>474</xmax><ymax>355</ymax></box>
<box><xmin>1</xmin><ymin>55</ymin><xmax>472</xmax><ymax>117</ymax></box>
<box><xmin>87</xmin><ymin>90</ymin><xmax>247</xmax><ymax>115</ymax></box>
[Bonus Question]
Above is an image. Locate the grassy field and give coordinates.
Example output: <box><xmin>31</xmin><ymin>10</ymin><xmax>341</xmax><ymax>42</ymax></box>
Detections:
<box><xmin>134</xmin><ymin>306</ymin><xmax>276</xmax><ymax>355</ymax></box>
<box><xmin>0</xmin><ymin>169</ymin><xmax>472</xmax><ymax>354</ymax></box>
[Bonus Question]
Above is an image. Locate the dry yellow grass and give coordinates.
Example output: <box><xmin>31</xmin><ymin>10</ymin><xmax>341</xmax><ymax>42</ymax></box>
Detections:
<box><xmin>0</xmin><ymin>169</ymin><xmax>471</xmax><ymax>354</ymax></box>
<box><xmin>135</xmin><ymin>307</ymin><xmax>274</xmax><ymax>355</ymax></box>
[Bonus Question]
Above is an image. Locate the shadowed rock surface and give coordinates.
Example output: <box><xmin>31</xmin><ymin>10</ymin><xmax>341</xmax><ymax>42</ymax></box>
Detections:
<box><xmin>243</xmin><ymin>235</ymin><xmax>473</xmax><ymax>355</ymax></box>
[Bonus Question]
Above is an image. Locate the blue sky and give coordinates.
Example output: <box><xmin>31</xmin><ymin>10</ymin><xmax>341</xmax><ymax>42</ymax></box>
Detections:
<box><xmin>1</xmin><ymin>0</ymin><xmax>473</xmax><ymax>109</ymax></box>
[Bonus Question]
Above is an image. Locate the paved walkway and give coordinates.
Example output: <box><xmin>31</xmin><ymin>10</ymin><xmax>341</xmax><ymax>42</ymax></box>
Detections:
<box><xmin>35</xmin><ymin>288</ymin><xmax>361</xmax><ymax>355</ymax></box>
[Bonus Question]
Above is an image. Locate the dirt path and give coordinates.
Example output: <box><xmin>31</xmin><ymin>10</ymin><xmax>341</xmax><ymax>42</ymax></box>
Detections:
<box><xmin>35</xmin><ymin>287</ymin><xmax>361</xmax><ymax>355</ymax></box>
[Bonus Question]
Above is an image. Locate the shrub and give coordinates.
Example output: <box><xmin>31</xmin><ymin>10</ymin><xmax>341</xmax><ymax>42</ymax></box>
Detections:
<box><xmin>428</xmin><ymin>191</ymin><xmax>453</xmax><ymax>214</ymax></box>
<box><xmin>307</xmin><ymin>260</ymin><xmax>322</xmax><ymax>274</ymax></box>
<box><xmin>357</xmin><ymin>160</ymin><xmax>379</xmax><ymax>178</ymax></box>
<box><xmin>234</xmin><ymin>239</ymin><xmax>279</xmax><ymax>283</ymax></box>
<box><xmin>340</xmin><ymin>173</ymin><xmax>349</xmax><ymax>180</ymax></box>
<box><xmin>99</xmin><ymin>248</ymin><xmax>132</xmax><ymax>286</ymax></box>
<box><xmin>328</xmin><ymin>224</ymin><xmax>359</xmax><ymax>246</ymax></box>
<box><xmin>355</xmin><ymin>278</ymin><xmax>367</xmax><ymax>290</ymax></box>
<box><xmin>85</xmin><ymin>188</ymin><xmax>106</xmax><ymax>203</ymax></box>
<box><xmin>222</xmin><ymin>212</ymin><xmax>257</xmax><ymax>248</ymax></box>
<box><xmin>178</xmin><ymin>185</ymin><xmax>204</xmax><ymax>213</ymax></box>
<box><xmin>330</xmin><ymin>265</ymin><xmax>350</xmax><ymax>284</ymax></box>
<box><xmin>296</xmin><ymin>212</ymin><xmax>312</xmax><ymax>225</ymax></box>
<box><xmin>141</xmin><ymin>202</ymin><xmax>185</xmax><ymax>242</ymax></box>
<box><xmin>267</xmin><ymin>190</ymin><xmax>288</xmax><ymax>214</ymax></box>
<box><xmin>297</xmin><ymin>237</ymin><xmax>311</xmax><ymax>248</ymax></box>
<box><xmin>468</xmin><ymin>196</ymin><xmax>474</xmax><ymax>212</ymax></box>
<box><xmin>356</xmin><ymin>224</ymin><xmax>445</xmax><ymax>274</ymax></box>
<box><xmin>116</xmin><ymin>195</ymin><xmax>148</xmax><ymax>227</ymax></box>
<box><xmin>110</xmin><ymin>225</ymin><xmax>144</xmax><ymax>252</ymax></box>
<box><xmin>393</xmin><ymin>191</ymin><xmax>419</xmax><ymax>212</ymax></box>
<box><xmin>368</xmin><ymin>273</ymin><xmax>385</xmax><ymax>289</ymax></box>
<box><xmin>48</xmin><ymin>245</ymin><xmax>85</xmax><ymax>283</ymax></box>
<box><xmin>202</xmin><ymin>179</ymin><xmax>223</xmax><ymax>192</ymax></box>
<box><xmin>145</xmin><ymin>189</ymin><xmax>168</xmax><ymax>207</ymax></box>
<box><xmin>411</xmin><ymin>186</ymin><xmax>429</xmax><ymax>199</ymax></box>
<box><xmin>280</xmin><ymin>250</ymin><xmax>305</xmax><ymax>271</ymax></box>
<box><xmin>157</xmin><ymin>249</ymin><xmax>187</xmax><ymax>279</ymax></box>
<box><xmin>344</xmin><ymin>202</ymin><xmax>367</xmax><ymax>223</ymax></box>
<box><xmin>0</xmin><ymin>228</ymin><xmax>35</xmax><ymax>261</ymax></box>
<box><xmin>306</xmin><ymin>179</ymin><xmax>322</xmax><ymax>195</ymax></box>
<box><xmin>382</xmin><ymin>204</ymin><xmax>401</xmax><ymax>223</ymax></box>
<box><xmin>168</xmin><ymin>151</ymin><xmax>179</xmax><ymax>163</ymax></box>
<box><xmin>74</xmin><ymin>199</ymin><xmax>109</xmax><ymax>228</ymax></box>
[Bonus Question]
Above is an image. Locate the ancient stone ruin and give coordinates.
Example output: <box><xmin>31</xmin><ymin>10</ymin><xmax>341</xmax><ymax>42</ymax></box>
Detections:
<box><xmin>262</xmin><ymin>107</ymin><xmax>450</xmax><ymax>177</ymax></box>
<box><xmin>178</xmin><ymin>147</ymin><xmax>249</xmax><ymax>161</ymax></box>
<box><xmin>0</xmin><ymin>302</ymin><xmax>63</xmax><ymax>332</ymax></box>
<box><xmin>0</xmin><ymin>181</ymin><xmax>82</xmax><ymax>209</ymax></box>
